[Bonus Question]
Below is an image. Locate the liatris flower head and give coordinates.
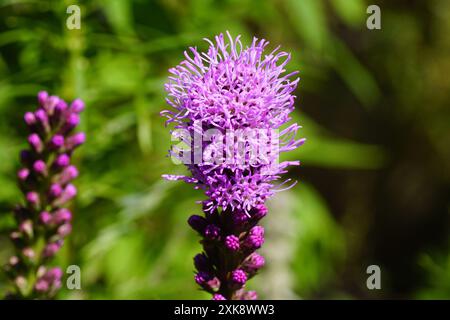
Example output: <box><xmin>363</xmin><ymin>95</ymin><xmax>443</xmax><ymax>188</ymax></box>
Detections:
<box><xmin>162</xmin><ymin>32</ymin><xmax>304</xmax><ymax>299</ymax></box>
<box><xmin>4</xmin><ymin>91</ymin><xmax>84</xmax><ymax>299</ymax></box>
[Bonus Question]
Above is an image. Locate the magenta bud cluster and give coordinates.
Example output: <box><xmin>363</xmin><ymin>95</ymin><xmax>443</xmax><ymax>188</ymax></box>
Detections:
<box><xmin>5</xmin><ymin>91</ymin><xmax>84</xmax><ymax>299</ymax></box>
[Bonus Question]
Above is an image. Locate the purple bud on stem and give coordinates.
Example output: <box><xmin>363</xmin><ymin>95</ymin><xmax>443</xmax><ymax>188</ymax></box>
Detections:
<box><xmin>59</xmin><ymin>165</ymin><xmax>78</xmax><ymax>184</ymax></box>
<box><xmin>54</xmin><ymin>154</ymin><xmax>70</xmax><ymax>168</ymax></box>
<box><xmin>33</xmin><ymin>160</ymin><xmax>47</xmax><ymax>175</ymax></box>
<box><xmin>224</xmin><ymin>235</ymin><xmax>240</xmax><ymax>251</ymax></box>
<box><xmin>28</xmin><ymin>134</ymin><xmax>43</xmax><ymax>153</ymax></box>
<box><xmin>39</xmin><ymin>211</ymin><xmax>52</xmax><ymax>225</ymax></box>
<box><xmin>24</xmin><ymin>112</ymin><xmax>36</xmax><ymax>126</ymax></box>
<box><xmin>231</xmin><ymin>269</ymin><xmax>247</xmax><ymax>286</ymax></box>
<box><xmin>49</xmin><ymin>183</ymin><xmax>63</xmax><ymax>198</ymax></box>
<box><xmin>204</xmin><ymin>224</ymin><xmax>220</xmax><ymax>240</ymax></box>
<box><xmin>71</xmin><ymin>99</ymin><xmax>85</xmax><ymax>113</ymax></box>
<box><xmin>26</xmin><ymin>191</ymin><xmax>39</xmax><ymax>206</ymax></box>
<box><xmin>50</xmin><ymin>134</ymin><xmax>65</xmax><ymax>149</ymax></box>
<box><xmin>66</xmin><ymin>132</ymin><xmax>85</xmax><ymax>149</ymax></box>
<box><xmin>37</xmin><ymin>91</ymin><xmax>49</xmax><ymax>106</ymax></box>
<box><xmin>17</xmin><ymin>168</ymin><xmax>30</xmax><ymax>181</ymax></box>
<box><xmin>188</xmin><ymin>215</ymin><xmax>208</xmax><ymax>234</ymax></box>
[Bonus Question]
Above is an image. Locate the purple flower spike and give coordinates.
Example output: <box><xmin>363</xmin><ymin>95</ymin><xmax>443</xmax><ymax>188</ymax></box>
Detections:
<box><xmin>162</xmin><ymin>32</ymin><xmax>304</xmax><ymax>299</ymax></box>
<box><xmin>6</xmin><ymin>92</ymin><xmax>84</xmax><ymax>299</ymax></box>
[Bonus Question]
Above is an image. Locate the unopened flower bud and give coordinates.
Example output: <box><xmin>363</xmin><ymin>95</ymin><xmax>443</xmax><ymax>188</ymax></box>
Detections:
<box><xmin>194</xmin><ymin>253</ymin><xmax>210</xmax><ymax>272</ymax></box>
<box><xmin>19</xmin><ymin>220</ymin><xmax>33</xmax><ymax>238</ymax></box>
<box><xmin>252</xmin><ymin>204</ymin><xmax>268</xmax><ymax>221</ymax></box>
<box><xmin>244</xmin><ymin>226</ymin><xmax>265</xmax><ymax>249</ymax></box>
<box><xmin>33</xmin><ymin>160</ymin><xmax>47</xmax><ymax>175</ymax></box>
<box><xmin>64</xmin><ymin>113</ymin><xmax>80</xmax><ymax>131</ymax></box>
<box><xmin>66</xmin><ymin>132</ymin><xmax>85</xmax><ymax>149</ymax></box>
<box><xmin>9</xmin><ymin>256</ymin><xmax>20</xmax><ymax>266</ymax></box>
<box><xmin>35</xmin><ymin>279</ymin><xmax>49</xmax><ymax>293</ymax></box>
<box><xmin>71</xmin><ymin>99</ymin><xmax>85</xmax><ymax>113</ymax></box>
<box><xmin>28</xmin><ymin>134</ymin><xmax>43</xmax><ymax>153</ymax></box>
<box><xmin>17</xmin><ymin>168</ymin><xmax>30</xmax><ymax>181</ymax></box>
<box><xmin>35</xmin><ymin>109</ymin><xmax>49</xmax><ymax>131</ymax></box>
<box><xmin>243</xmin><ymin>253</ymin><xmax>265</xmax><ymax>273</ymax></box>
<box><xmin>49</xmin><ymin>183</ymin><xmax>63</xmax><ymax>198</ymax></box>
<box><xmin>26</xmin><ymin>191</ymin><xmax>40</xmax><ymax>207</ymax></box>
<box><xmin>53</xmin><ymin>208</ymin><xmax>72</xmax><ymax>224</ymax></box>
<box><xmin>43</xmin><ymin>242</ymin><xmax>61</xmax><ymax>258</ymax></box>
<box><xmin>15</xmin><ymin>276</ymin><xmax>28</xmax><ymax>292</ymax></box>
<box><xmin>231</xmin><ymin>269</ymin><xmax>247</xmax><ymax>286</ymax></box>
<box><xmin>24</xmin><ymin>112</ymin><xmax>36</xmax><ymax>126</ymax></box>
<box><xmin>188</xmin><ymin>215</ymin><xmax>208</xmax><ymax>234</ymax></box>
<box><xmin>204</xmin><ymin>224</ymin><xmax>220</xmax><ymax>240</ymax></box>
<box><xmin>54</xmin><ymin>154</ymin><xmax>70</xmax><ymax>168</ymax></box>
<box><xmin>60</xmin><ymin>165</ymin><xmax>78</xmax><ymax>184</ymax></box>
<box><xmin>194</xmin><ymin>271</ymin><xmax>213</xmax><ymax>285</ymax></box>
<box><xmin>37</xmin><ymin>91</ymin><xmax>48</xmax><ymax>106</ymax></box>
<box><xmin>39</xmin><ymin>211</ymin><xmax>52</xmax><ymax>225</ymax></box>
<box><xmin>22</xmin><ymin>247</ymin><xmax>35</xmax><ymax>260</ymax></box>
<box><xmin>57</xmin><ymin>223</ymin><xmax>72</xmax><ymax>237</ymax></box>
<box><xmin>50</xmin><ymin>134</ymin><xmax>64</xmax><ymax>149</ymax></box>
<box><xmin>224</xmin><ymin>235</ymin><xmax>240</xmax><ymax>251</ymax></box>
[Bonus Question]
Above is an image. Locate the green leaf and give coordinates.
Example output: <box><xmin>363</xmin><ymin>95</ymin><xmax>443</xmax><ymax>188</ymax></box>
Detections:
<box><xmin>285</xmin><ymin>0</ymin><xmax>329</xmax><ymax>51</ymax></box>
<box><xmin>330</xmin><ymin>0</ymin><xmax>366</xmax><ymax>27</ymax></box>
<box><xmin>291</xmin><ymin>183</ymin><xmax>346</xmax><ymax>296</ymax></box>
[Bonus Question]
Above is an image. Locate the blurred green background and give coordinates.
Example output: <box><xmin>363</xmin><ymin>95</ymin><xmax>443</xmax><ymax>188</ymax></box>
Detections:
<box><xmin>0</xmin><ymin>0</ymin><xmax>449</xmax><ymax>299</ymax></box>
